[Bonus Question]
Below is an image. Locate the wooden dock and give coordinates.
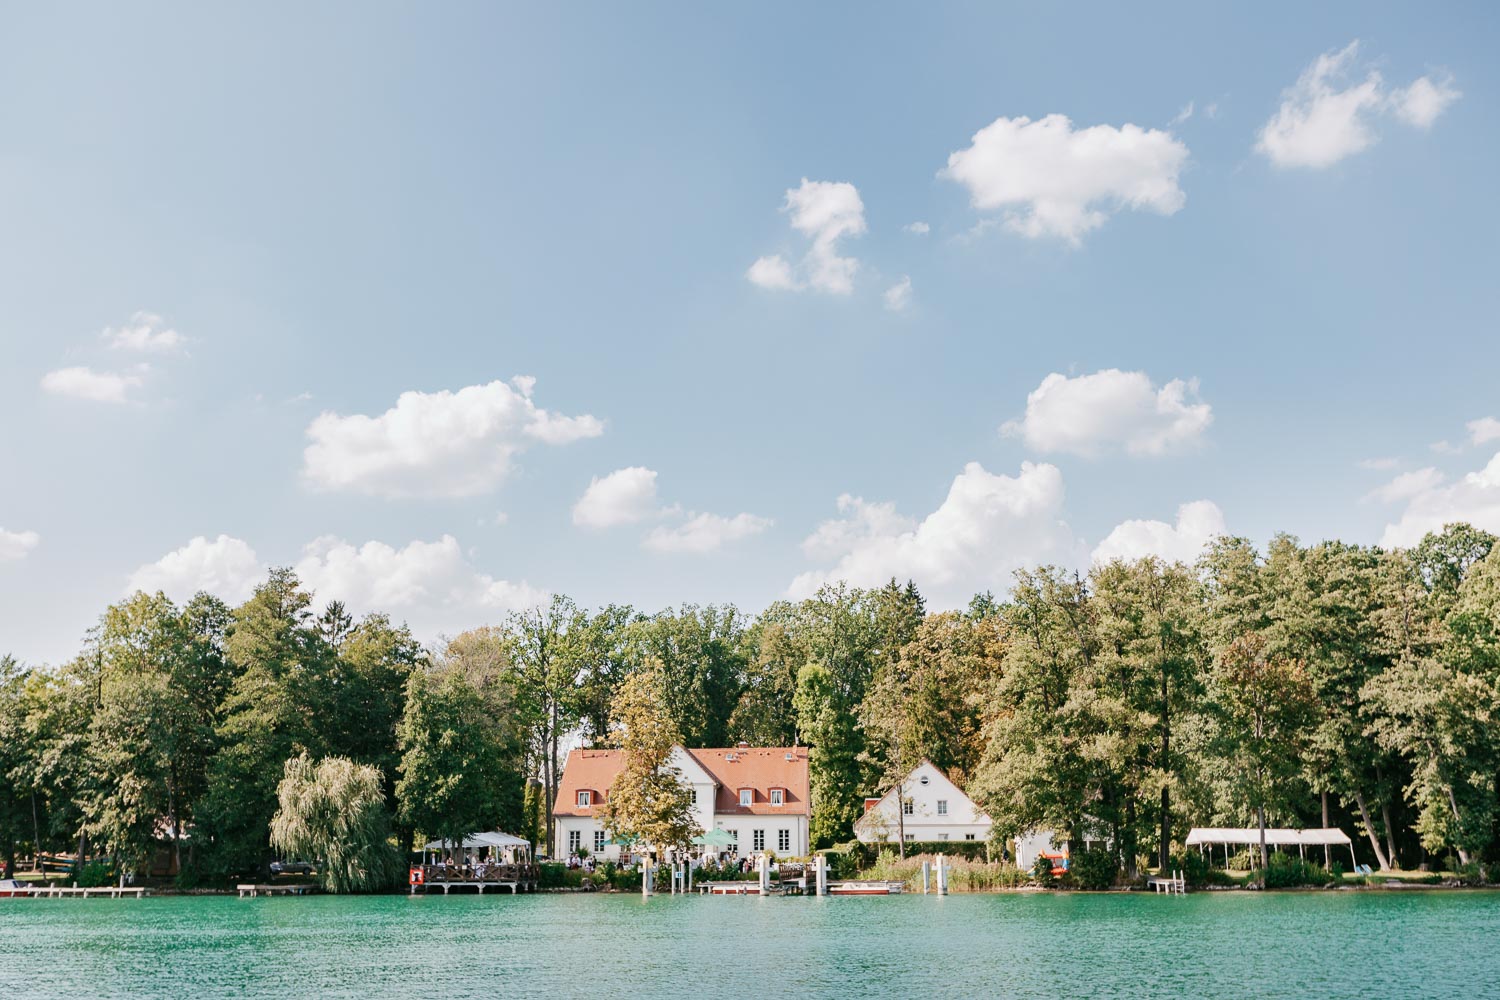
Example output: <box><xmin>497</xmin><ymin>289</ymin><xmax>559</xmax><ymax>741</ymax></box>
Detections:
<box><xmin>408</xmin><ymin>863</ymin><xmax>540</xmax><ymax>895</ymax></box>
<box><xmin>1148</xmin><ymin>871</ymin><xmax>1187</xmax><ymax>894</ymax></box>
<box><xmin>237</xmin><ymin>884</ymin><xmax>318</xmax><ymax>898</ymax></box>
<box><xmin>17</xmin><ymin>885</ymin><xmax>150</xmax><ymax>899</ymax></box>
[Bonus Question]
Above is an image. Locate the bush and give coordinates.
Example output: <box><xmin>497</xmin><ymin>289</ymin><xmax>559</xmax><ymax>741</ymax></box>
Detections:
<box><xmin>1456</xmin><ymin>861</ymin><xmax>1484</xmax><ymax>887</ymax></box>
<box><xmin>75</xmin><ymin>860</ymin><xmax>114</xmax><ymax>888</ymax></box>
<box><xmin>1071</xmin><ymin>847</ymin><xmax>1119</xmax><ymax>890</ymax></box>
<box><xmin>1168</xmin><ymin>852</ymin><xmax>1234</xmax><ymax>888</ymax></box>
<box><xmin>1255</xmin><ymin>851</ymin><xmax>1333</xmax><ymax>888</ymax></box>
<box><xmin>1031</xmin><ymin>853</ymin><xmax>1056</xmax><ymax>887</ymax></box>
<box><xmin>539</xmin><ymin>862</ymin><xmax>567</xmax><ymax>888</ymax></box>
<box><xmin>1485</xmin><ymin>861</ymin><xmax>1500</xmax><ymax>885</ymax></box>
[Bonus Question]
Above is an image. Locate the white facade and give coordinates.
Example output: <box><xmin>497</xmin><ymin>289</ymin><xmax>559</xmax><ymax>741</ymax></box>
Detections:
<box><xmin>854</xmin><ymin>760</ymin><xmax>991</xmax><ymax>845</ymax></box>
<box><xmin>554</xmin><ymin>746</ymin><xmax>810</xmax><ymax>860</ymax></box>
<box><xmin>1013</xmin><ymin>829</ymin><xmax>1066</xmax><ymax>870</ymax></box>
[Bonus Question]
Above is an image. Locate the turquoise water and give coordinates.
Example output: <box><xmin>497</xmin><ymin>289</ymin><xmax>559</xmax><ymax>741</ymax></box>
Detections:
<box><xmin>1</xmin><ymin>890</ymin><xmax>1496</xmax><ymax>999</ymax></box>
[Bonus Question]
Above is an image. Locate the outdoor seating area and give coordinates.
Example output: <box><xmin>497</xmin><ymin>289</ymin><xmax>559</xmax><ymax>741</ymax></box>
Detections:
<box><xmin>411</xmin><ymin>831</ymin><xmax>540</xmax><ymax>894</ymax></box>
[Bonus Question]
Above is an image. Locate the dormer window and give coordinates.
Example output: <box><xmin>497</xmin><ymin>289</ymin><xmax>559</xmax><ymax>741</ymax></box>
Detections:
<box><xmin>738</xmin><ymin>788</ymin><xmax>753</xmax><ymax>807</ymax></box>
<box><xmin>770</xmin><ymin>788</ymin><xmax>785</xmax><ymax>806</ymax></box>
<box><xmin>577</xmin><ymin>790</ymin><xmax>592</xmax><ymax>807</ymax></box>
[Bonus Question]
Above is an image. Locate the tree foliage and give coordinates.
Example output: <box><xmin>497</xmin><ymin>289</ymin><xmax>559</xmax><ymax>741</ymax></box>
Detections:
<box><xmin>270</xmin><ymin>753</ymin><xmax>400</xmax><ymax>893</ymax></box>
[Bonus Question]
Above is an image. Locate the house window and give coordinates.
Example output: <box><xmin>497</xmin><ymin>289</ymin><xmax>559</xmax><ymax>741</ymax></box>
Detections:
<box><xmin>727</xmin><ymin>829</ymin><xmax>738</xmax><ymax>845</ymax></box>
<box><xmin>965</xmin><ymin>834</ymin><xmax>976</xmax><ymax>841</ymax></box>
<box><xmin>770</xmin><ymin>789</ymin><xmax>784</xmax><ymax>806</ymax></box>
<box><xmin>778</xmin><ymin>830</ymin><xmax>790</xmax><ymax>852</ymax></box>
<box><xmin>902</xmin><ymin>800</ymin><xmax>914</xmax><ymax>816</ymax></box>
<box><xmin>938</xmin><ymin>833</ymin><xmax>950</xmax><ymax>841</ymax></box>
<box><xmin>568</xmin><ymin>830</ymin><xmax>581</xmax><ymax>853</ymax></box>
<box><xmin>904</xmin><ymin>833</ymin><xmax>914</xmax><ymax>842</ymax></box>
<box><xmin>594</xmin><ymin>830</ymin><xmax>606</xmax><ymax>853</ymax></box>
<box><xmin>577</xmin><ymin>790</ymin><xmax>592</xmax><ymax>807</ymax></box>
<box><xmin>753</xmin><ymin>830</ymin><xmax>765</xmax><ymax>851</ymax></box>
<box><xmin>936</xmin><ymin>800</ymin><xmax>948</xmax><ymax>816</ymax></box>
<box><xmin>739</xmin><ymin>789</ymin><xmax>752</xmax><ymax>807</ymax></box>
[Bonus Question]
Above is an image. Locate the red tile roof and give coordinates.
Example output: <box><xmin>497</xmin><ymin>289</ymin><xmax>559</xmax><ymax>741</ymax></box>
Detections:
<box><xmin>552</xmin><ymin>746</ymin><xmax>810</xmax><ymax>818</ymax></box>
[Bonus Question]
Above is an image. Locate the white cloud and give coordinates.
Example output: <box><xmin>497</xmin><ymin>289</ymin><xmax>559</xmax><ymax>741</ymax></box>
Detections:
<box><xmin>1431</xmin><ymin>440</ymin><xmax>1461</xmax><ymax>455</ymax></box>
<box><xmin>103</xmin><ymin>312</ymin><xmax>182</xmax><ymax>353</ymax></box>
<box><xmin>1256</xmin><ymin>42</ymin><xmax>1459</xmax><ymax>168</ymax></box>
<box><xmin>1001</xmin><ymin>369</ymin><xmax>1212</xmax><ymax>457</ymax></box>
<box><xmin>1389</xmin><ymin>75</ymin><xmax>1461</xmax><ymax>129</ymax></box>
<box><xmin>1359</xmin><ymin>456</ymin><xmax>1400</xmax><ymax>471</ymax></box>
<box><xmin>302</xmin><ymin>376</ymin><xmax>603</xmax><ymax>498</ymax></box>
<box><xmin>126</xmin><ymin>532</ymin><xmax>546</xmax><ymax>633</ymax></box>
<box><xmin>1091</xmin><ymin>500</ymin><xmax>1226</xmax><ymax>566</ymax></box>
<box><xmin>126</xmin><ymin>534</ymin><xmax>263</xmax><ymax>603</ymax></box>
<box><xmin>294</xmin><ymin>535</ymin><xmax>545</xmax><ymax>616</ymax></box>
<box><xmin>1381</xmin><ymin>452</ymin><xmax>1500</xmax><ymax>549</ymax></box>
<box><xmin>1363</xmin><ymin>467</ymin><xmax>1446</xmax><ymax>505</ymax></box>
<box><xmin>883</xmin><ymin>276</ymin><xmax>913</xmax><ymax>312</ymax></box>
<box><xmin>789</xmin><ymin>461</ymin><xmax>1080</xmax><ymax>604</ymax></box>
<box><xmin>1170</xmin><ymin>101</ymin><xmax>1195</xmax><ymax>126</ymax></box>
<box><xmin>904</xmin><ymin>221</ymin><xmax>930</xmax><ymax>235</ymax></box>
<box><xmin>1467</xmin><ymin>417</ymin><xmax>1500</xmax><ymax>447</ymax></box>
<box><xmin>747</xmin><ymin>178</ymin><xmax>867</xmax><ymax>294</ymax></box>
<box><xmin>573</xmin><ymin>467</ymin><xmax>662</xmax><ymax>528</ymax></box>
<box><xmin>40</xmin><ymin>365</ymin><xmax>146</xmax><ymax>404</ymax></box>
<box><xmin>0</xmin><ymin>527</ymin><xmax>41</xmax><ymax>561</ymax></box>
<box><xmin>940</xmin><ymin>113</ymin><xmax>1188</xmax><ymax>244</ymax></box>
<box><xmin>643</xmin><ymin>512</ymin><xmax>771</xmax><ymax>555</ymax></box>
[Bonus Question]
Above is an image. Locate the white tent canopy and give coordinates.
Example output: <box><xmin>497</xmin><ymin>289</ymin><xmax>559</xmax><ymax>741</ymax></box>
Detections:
<box><xmin>424</xmin><ymin>831</ymin><xmax>532</xmax><ymax>852</ymax></box>
<box><xmin>1185</xmin><ymin>827</ymin><xmax>1351</xmax><ymax>848</ymax></box>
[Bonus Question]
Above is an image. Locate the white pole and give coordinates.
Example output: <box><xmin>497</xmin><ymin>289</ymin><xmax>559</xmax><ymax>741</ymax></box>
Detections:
<box><xmin>642</xmin><ymin>859</ymin><xmax>652</xmax><ymax>898</ymax></box>
<box><xmin>816</xmin><ymin>854</ymin><xmax>828</xmax><ymax>896</ymax></box>
<box><xmin>922</xmin><ymin>860</ymin><xmax>931</xmax><ymax>894</ymax></box>
<box><xmin>937</xmin><ymin>853</ymin><xmax>948</xmax><ymax>896</ymax></box>
<box><xmin>758</xmin><ymin>854</ymin><xmax>770</xmax><ymax>896</ymax></box>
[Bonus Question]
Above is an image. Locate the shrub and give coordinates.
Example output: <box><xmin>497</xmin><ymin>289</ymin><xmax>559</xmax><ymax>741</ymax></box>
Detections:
<box><xmin>1255</xmin><ymin>851</ymin><xmax>1333</xmax><ymax>888</ymax></box>
<box><xmin>539</xmin><ymin>862</ymin><xmax>567</xmax><ymax>888</ymax></box>
<box><xmin>1071</xmin><ymin>847</ymin><xmax>1119</xmax><ymax>890</ymax></box>
<box><xmin>1485</xmin><ymin>861</ymin><xmax>1500</xmax><ymax>885</ymax></box>
<box><xmin>75</xmin><ymin>860</ymin><xmax>114</xmax><ymax>888</ymax></box>
<box><xmin>1456</xmin><ymin>861</ymin><xmax>1484</xmax><ymax>887</ymax></box>
<box><xmin>1031</xmin><ymin>853</ymin><xmax>1056</xmax><ymax>887</ymax></box>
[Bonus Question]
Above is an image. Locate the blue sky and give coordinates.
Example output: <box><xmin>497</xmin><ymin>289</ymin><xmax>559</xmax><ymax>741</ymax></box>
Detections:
<box><xmin>3</xmin><ymin>2</ymin><xmax>1498</xmax><ymax>665</ymax></box>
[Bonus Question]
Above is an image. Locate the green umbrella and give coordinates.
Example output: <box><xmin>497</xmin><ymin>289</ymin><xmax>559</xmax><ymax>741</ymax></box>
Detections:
<box><xmin>692</xmin><ymin>828</ymin><xmax>735</xmax><ymax>847</ymax></box>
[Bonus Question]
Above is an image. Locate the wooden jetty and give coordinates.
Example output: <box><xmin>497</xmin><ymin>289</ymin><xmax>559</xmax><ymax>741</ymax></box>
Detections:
<box><xmin>1148</xmin><ymin>871</ymin><xmax>1187</xmax><ymax>894</ymax></box>
<box><xmin>19</xmin><ymin>885</ymin><xmax>150</xmax><ymax>899</ymax></box>
<box><xmin>827</xmin><ymin>880</ymin><xmax>904</xmax><ymax>895</ymax></box>
<box><xmin>237</xmin><ymin>884</ymin><xmax>318</xmax><ymax>898</ymax></box>
<box><xmin>409</xmin><ymin>863</ymin><xmax>540</xmax><ymax>895</ymax></box>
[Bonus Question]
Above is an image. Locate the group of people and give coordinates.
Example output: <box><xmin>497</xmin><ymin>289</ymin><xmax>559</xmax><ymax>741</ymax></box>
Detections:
<box><xmin>564</xmin><ymin>853</ymin><xmax>597</xmax><ymax>872</ymax></box>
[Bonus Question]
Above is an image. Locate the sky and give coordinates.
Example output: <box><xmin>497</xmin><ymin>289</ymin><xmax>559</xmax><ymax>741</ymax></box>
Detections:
<box><xmin>3</xmin><ymin>2</ymin><xmax>1498</xmax><ymax>666</ymax></box>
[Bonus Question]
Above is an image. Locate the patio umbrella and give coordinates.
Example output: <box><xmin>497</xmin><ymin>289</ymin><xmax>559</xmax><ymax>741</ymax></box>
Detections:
<box><xmin>691</xmin><ymin>828</ymin><xmax>735</xmax><ymax>847</ymax></box>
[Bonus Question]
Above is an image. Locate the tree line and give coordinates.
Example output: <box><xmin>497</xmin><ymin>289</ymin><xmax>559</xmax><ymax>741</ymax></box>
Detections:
<box><xmin>2</xmin><ymin>523</ymin><xmax>1499</xmax><ymax>885</ymax></box>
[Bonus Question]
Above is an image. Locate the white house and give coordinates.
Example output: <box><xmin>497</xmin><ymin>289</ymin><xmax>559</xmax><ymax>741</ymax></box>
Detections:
<box><xmin>854</xmin><ymin>760</ymin><xmax>991</xmax><ymax>845</ymax></box>
<box><xmin>553</xmin><ymin>744</ymin><xmax>811</xmax><ymax>860</ymax></box>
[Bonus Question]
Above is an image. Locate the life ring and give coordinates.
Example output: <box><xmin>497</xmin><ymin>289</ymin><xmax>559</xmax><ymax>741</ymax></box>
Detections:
<box><xmin>409</xmin><ymin>866</ymin><xmax>424</xmax><ymax>885</ymax></box>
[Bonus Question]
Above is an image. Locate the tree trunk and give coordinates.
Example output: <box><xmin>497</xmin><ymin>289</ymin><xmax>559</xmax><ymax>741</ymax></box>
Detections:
<box><xmin>895</xmin><ymin>779</ymin><xmax>905</xmax><ymax>859</ymax></box>
<box><xmin>1321</xmin><ymin>791</ymin><xmax>1331</xmax><ymax>868</ymax></box>
<box><xmin>1353</xmin><ymin>791</ymin><xmax>1391</xmax><ymax>871</ymax></box>
<box><xmin>1158</xmin><ymin>656</ymin><xmax>1171</xmax><ymax>872</ymax></box>
<box><xmin>1445</xmin><ymin>786</ymin><xmax>1471</xmax><ymax>866</ymax></box>
<box><xmin>1381</xmin><ymin>799</ymin><xmax>1399</xmax><ymax>871</ymax></box>
<box><xmin>1257</xmin><ymin>803</ymin><xmax>1268</xmax><ymax>873</ymax></box>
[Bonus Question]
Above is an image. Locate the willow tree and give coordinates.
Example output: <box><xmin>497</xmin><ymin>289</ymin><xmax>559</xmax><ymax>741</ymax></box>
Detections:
<box><xmin>596</xmin><ymin>663</ymin><xmax>699</xmax><ymax>858</ymax></box>
<box><xmin>270</xmin><ymin>753</ymin><xmax>399</xmax><ymax>893</ymax></box>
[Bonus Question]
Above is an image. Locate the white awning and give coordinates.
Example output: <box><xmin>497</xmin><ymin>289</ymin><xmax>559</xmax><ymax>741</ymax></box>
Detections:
<box><xmin>424</xmin><ymin>831</ymin><xmax>532</xmax><ymax>851</ymax></box>
<box><xmin>1185</xmin><ymin>827</ymin><xmax>1352</xmax><ymax>847</ymax></box>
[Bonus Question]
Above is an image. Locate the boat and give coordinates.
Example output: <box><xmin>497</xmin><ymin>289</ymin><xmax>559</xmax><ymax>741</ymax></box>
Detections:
<box><xmin>0</xmin><ymin>879</ymin><xmax>32</xmax><ymax>897</ymax></box>
<box><xmin>826</xmin><ymin>880</ymin><xmax>904</xmax><ymax>895</ymax></box>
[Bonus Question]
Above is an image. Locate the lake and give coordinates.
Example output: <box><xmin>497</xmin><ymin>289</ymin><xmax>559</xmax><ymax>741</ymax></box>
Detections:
<box><xmin>1</xmin><ymin>890</ymin><xmax>1495</xmax><ymax>999</ymax></box>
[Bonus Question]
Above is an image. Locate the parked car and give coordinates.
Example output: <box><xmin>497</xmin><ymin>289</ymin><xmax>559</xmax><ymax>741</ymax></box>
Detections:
<box><xmin>270</xmin><ymin>860</ymin><xmax>315</xmax><ymax>876</ymax></box>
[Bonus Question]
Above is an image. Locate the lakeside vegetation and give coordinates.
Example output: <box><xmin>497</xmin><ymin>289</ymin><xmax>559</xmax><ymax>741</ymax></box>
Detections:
<box><xmin>3</xmin><ymin>523</ymin><xmax>1500</xmax><ymax>891</ymax></box>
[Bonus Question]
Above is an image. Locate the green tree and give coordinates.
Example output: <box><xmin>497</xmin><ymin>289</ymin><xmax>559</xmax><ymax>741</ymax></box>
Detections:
<box><xmin>628</xmin><ymin>604</ymin><xmax>748</xmax><ymax>748</ymax></box>
<box><xmin>596</xmin><ymin>663</ymin><xmax>700</xmax><ymax>857</ymax></box>
<box><xmin>508</xmin><ymin>596</ymin><xmax>583</xmax><ymax>853</ymax></box>
<box><xmin>270</xmin><ymin>752</ymin><xmax>400</xmax><ymax>893</ymax></box>
<box><xmin>395</xmin><ymin>635</ymin><xmax>523</xmax><ymax>846</ymax></box>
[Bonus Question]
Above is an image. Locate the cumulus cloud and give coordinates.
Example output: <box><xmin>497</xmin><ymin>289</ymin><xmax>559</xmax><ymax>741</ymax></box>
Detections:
<box><xmin>883</xmin><ymin>276</ymin><xmax>913</xmax><ymax>312</ymax></box>
<box><xmin>940</xmin><ymin>113</ymin><xmax>1189</xmax><ymax>244</ymax></box>
<box><xmin>104</xmin><ymin>312</ymin><xmax>183</xmax><ymax>353</ymax></box>
<box><xmin>1359</xmin><ymin>456</ymin><xmax>1400</xmax><ymax>471</ymax></box>
<box><xmin>0</xmin><ymin>527</ymin><xmax>41</xmax><ymax>561</ymax></box>
<box><xmin>1467</xmin><ymin>417</ymin><xmax>1500</xmax><ymax>447</ymax></box>
<box><xmin>1256</xmin><ymin>42</ymin><xmax>1459</xmax><ymax>168</ymax></box>
<box><xmin>126</xmin><ymin>533</ymin><xmax>546</xmax><ymax>634</ymax></box>
<box><xmin>788</xmin><ymin>461</ymin><xmax>1081</xmax><ymax>604</ymax></box>
<box><xmin>645</xmin><ymin>512</ymin><xmax>772</xmax><ymax>554</ymax></box>
<box><xmin>1381</xmin><ymin>452</ymin><xmax>1500</xmax><ymax>549</ymax></box>
<box><xmin>126</xmin><ymin>534</ymin><xmax>264</xmax><ymax>603</ymax></box>
<box><xmin>747</xmin><ymin>178</ymin><xmax>866</xmax><ymax>294</ymax></box>
<box><xmin>1091</xmin><ymin>500</ymin><xmax>1226</xmax><ymax>566</ymax></box>
<box><xmin>1363</xmin><ymin>467</ymin><xmax>1446</xmax><ymax>505</ymax></box>
<box><xmin>1170</xmin><ymin>101</ymin><xmax>1195</xmax><ymax>126</ymax></box>
<box><xmin>1001</xmin><ymin>369</ymin><xmax>1212</xmax><ymax>457</ymax></box>
<box><xmin>302</xmin><ymin>376</ymin><xmax>603</xmax><ymax>498</ymax></box>
<box><xmin>40</xmin><ymin>365</ymin><xmax>146</xmax><ymax>404</ymax></box>
<box><xmin>573</xmin><ymin>467</ymin><xmax>661</xmax><ymax>528</ymax></box>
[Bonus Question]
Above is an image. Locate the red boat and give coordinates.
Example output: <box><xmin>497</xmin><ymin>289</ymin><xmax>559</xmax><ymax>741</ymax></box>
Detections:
<box><xmin>0</xmin><ymin>879</ymin><xmax>32</xmax><ymax>897</ymax></box>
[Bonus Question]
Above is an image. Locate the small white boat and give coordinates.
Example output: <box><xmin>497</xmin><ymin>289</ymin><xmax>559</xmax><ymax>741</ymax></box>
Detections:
<box><xmin>826</xmin><ymin>880</ymin><xmax>904</xmax><ymax>895</ymax></box>
<box><xmin>0</xmin><ymin>879</ymin><xmax>32</xmax><ymax>897</ymax></box>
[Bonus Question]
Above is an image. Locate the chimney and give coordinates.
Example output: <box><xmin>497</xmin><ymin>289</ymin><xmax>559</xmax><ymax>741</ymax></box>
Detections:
<box><xmin>736</xmin><ymin>741</ymin><xmax>750</xmax><ymax>749</ymax></box>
